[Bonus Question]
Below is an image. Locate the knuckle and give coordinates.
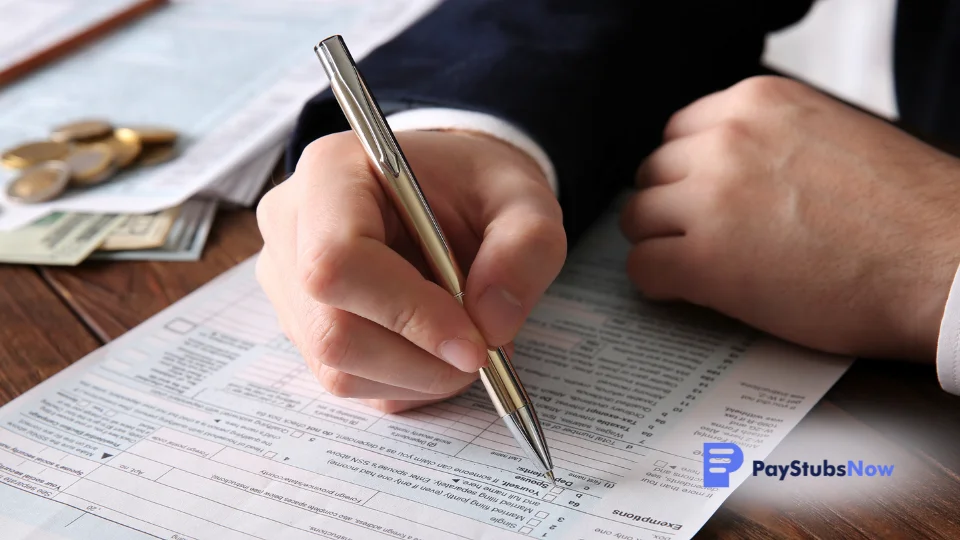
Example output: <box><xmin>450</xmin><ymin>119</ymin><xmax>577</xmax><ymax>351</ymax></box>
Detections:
<box><xmin>711</xmin><ymin>120</ymin><xmax>751</xmax><ymax>152</ymax></box>
<box><xmin>255</xmin><ymin>185</ymin><xmax>282</xmax><ymax>241</ymax></box>
<box><xmin>255</xmin><ymin>192</ymin><xmax>271</xmax><ymax>230</ymax></box>
<box><xmin>297</xmin><ymin>139</ymin><xmax>328</xmax><ymax>168</ymax></box>
<box><xmin>299</xmin><ymin>240</ymin><xmax>351</xmax><ymax>302</ymax></box>
<box><xmin>388</xmin><ymin>302</ymin><xmax>424</xmax><ymax>340</ymax></box>
<box><xmin>306</xmin><ymin>309</ymin><xmax>351</xmax><ymax>369</ymax></box>
<box><xmin>735</xmin><ymin>75</ymin><xmax>797</xmax><ymax>105</ymax></box>
<box><xmin>319</xmin><ymin>368</ymin><xmax>354</xmax><ymax>398</ymax></box>
<box><xmin>703</xmin><ymin>124</ymin><xmax>751</xmax><ymax>194</ymax></box>
<box><xmin>663</xmin><ymin>108</ymin><xmax>686</xmax><ymax>138</ymax></box>
<box><xmin>298</xmin><ymin>132</ymin><xmax>368</xmax><ymax>172</ymax></box>
<box><xmin>523</xmin><ymin>215</ymin><xmax>568</xmax><ymax>267</ymax></box>
<box><xmin>698</xmin><ymin>179</ymin><xmax>730</xmax><ymax>215</ymax></box>
<box><xmin>423</xmin><ymin>366</ymin><xmax>459</xmax><ymax>396</ymax></box>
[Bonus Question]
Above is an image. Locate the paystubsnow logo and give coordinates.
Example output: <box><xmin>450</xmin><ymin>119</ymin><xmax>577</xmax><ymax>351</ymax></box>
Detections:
<box><xmin>703</xmin><ymin>442</ymin><xmax>744</xmax><ymax>487</ymax></box>
<box><xmin>702</xmin><ymin>442</ymin><xmax>895</xmax><ymax>487</ymax></box>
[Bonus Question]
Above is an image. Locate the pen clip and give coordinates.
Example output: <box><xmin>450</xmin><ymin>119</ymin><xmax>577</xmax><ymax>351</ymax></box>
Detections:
<box><xmin>314</xmin><ymin>38</ymin><xmax>400</xmax><ymax>179</ymax></box>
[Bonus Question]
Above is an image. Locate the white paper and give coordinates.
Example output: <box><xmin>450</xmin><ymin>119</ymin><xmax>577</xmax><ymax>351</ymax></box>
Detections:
<box><xmin>0</xmin><ymin>0</ymin><xmax>144</xmax><ymax>73</ymax></box>
<box><xmin>0</xmin><ymin>199</ymin><xmax>852</xmax><ymax>539</ymax></box>
<box><xmin>0</xmin><ymin>0</ymin><xmax>441</xmax><ymax>230</ymax></box>
<box><xmin>199</xmin><ymin>143</ymin><xmax>283</xmax><ymax>207</ymax></box>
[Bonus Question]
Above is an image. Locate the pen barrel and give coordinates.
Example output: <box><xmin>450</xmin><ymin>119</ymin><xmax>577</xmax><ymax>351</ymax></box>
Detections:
<box><xmin>316</xmin><ymin>36</ymin><xmax>465</xmax><ymax>297</ymax></box>
<box><xmin>361</xmin><ymin>133</ymin><xmax>532</xmax><ymax>417</ymax></box>
<box><xmin>376</xmin><ymin>160</ymin><xmax>468</xmax><ymax>299</ymax></box>
<box><xmin>479</xmin><ymin>348</ymin><xmax>531</xmax><ymax>417</ymax></box>
<box><xmin>375</xmin><ymin>160</ymin><xmax>531</xmax><ymax>418</ymax></box>
<box><xmin>316</xmin><ymin>34</ymin><xmax>533</xmax><ymax>418</ymax></box>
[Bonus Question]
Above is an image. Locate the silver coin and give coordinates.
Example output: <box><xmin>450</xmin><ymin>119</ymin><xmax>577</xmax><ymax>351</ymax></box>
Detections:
<box><xmin>6</xmin><ymin>161</ymin><xmax>71</xmax><ymax>203</ymax></box>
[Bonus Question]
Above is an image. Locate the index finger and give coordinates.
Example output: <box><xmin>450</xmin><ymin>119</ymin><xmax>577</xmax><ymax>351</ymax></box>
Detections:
<box><xmin>291</xmin><ymin>133</ymin><xmax>489</xmax><ymax>372</ymax></box>
<box><xmin>292</xmin><ymin>132</ymin><xmax>392</xmax><ymax>244</ymax></box>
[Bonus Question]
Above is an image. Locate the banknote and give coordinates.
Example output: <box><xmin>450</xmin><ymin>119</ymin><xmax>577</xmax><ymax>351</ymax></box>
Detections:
<box><xmin>0</xmin><ymin>212</ymin><xmax>123</xmax><ymax>265</ymax></box>
<box><xmin>98</xmin><ymin>205</ymin><xmax>180</xmax><ymax>251</ymax></box>
<box><xmin>90</xmin><ymin>198</ymin><xmax>217</xmax><ymax>261</ymax></box>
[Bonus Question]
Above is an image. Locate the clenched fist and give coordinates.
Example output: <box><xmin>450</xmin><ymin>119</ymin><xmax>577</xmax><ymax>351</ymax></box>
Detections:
<box><xmin>621</xmin><ymin>76</ymin><xmax>960</xmax><ymax>362</ymax></box>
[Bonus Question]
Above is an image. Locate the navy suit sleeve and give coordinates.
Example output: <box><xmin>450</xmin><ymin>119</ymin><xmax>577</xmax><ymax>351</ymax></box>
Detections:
<box><xmin>288</xmin><ymin>1</ymin><xmax>813</xmax><ymax>242</ymax></box>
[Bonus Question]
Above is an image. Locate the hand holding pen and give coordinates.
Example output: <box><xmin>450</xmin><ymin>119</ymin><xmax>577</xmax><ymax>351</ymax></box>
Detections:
<box><xmin>254</xmin><ymin>37</ymin><xmax>565</xmax><ymax>479</ymax></box>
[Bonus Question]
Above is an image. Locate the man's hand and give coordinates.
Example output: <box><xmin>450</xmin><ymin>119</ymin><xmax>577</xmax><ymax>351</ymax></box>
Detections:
<box><xmin>256</xmin><ymin>130</ymin><xmax>565</xmax><ymax>413</ymax></box>
<box><xmin>620</xmin><ymin>75</ymin><xmax>960</xmax><ymax>362</ymax></box>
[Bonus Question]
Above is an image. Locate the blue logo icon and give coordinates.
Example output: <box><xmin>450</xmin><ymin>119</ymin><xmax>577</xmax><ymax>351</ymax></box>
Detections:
<box><xmin>703</xmin><ymin>442</ymin><xmax>744</xmax><ymax>487</ymax></box>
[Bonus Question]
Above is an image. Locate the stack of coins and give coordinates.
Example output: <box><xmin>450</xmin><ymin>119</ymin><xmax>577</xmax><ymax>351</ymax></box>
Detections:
<box><xmin>1</xmin><ymin>119</ymin><xmax>179</xmax><ymax>204</ymax></box>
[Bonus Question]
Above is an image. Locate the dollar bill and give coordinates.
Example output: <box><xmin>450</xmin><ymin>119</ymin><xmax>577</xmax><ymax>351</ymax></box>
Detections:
<box><xmin>0</xmin><ymin>213</ymin><xmax>123</xmax><ymax>265</ymax></box>
<box><xmin>90</xmin><ymin>198</ymin><xmax>217</xmax><ymax>262</ymax></box>
<box><xmin>99</xmin><ymin>206</ymin><xmax>181</xmax><ymax>251</ymax></box>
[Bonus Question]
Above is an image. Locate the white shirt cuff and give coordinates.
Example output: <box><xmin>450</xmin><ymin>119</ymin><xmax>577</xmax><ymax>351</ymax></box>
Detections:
<box><xmin>386</xmin><ymin>108</ymin><xmax>558</xmax><ymax>197</ymax></box>
<box><xmin>937</xmin><ymin>261</ymin><xmax>960</xmax><ymax>395</ymax></box>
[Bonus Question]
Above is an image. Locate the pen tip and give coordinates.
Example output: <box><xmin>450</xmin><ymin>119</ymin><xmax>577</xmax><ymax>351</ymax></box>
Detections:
<box><xmin>545</xmin><ymin>471</ymin><xmax>556</xmax><ymax>485</ymax></box>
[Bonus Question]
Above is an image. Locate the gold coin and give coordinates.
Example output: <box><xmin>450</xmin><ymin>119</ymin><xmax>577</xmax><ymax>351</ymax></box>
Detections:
<box><xmin>104</xmin><ymin>130</ymin><xmax>142</xmax><ymax>168</ymax></box>
<box><xmin>50</xmin><ymin>119</ymin><xmax>113</xmax><ymax>143</ymax></box>
<box><xmin>116</xmin><ymin>126</ymin><xmax>178</xmax><ymax>145</ymax></box>
<box><xmin>6</xmin><ymin>161</ymin><xmax>70</xmax><ymax>203</ymax></box>
<box><xmin>1</xmin><ymin>140</ymin><xmax>71</xmax><ymax>169</ymax></box>
<box><xmin>64</xmin><ymin>143</ymin><xmax>116</xmax><ymax>186</ymax></box>
<box><xmin>137</xmin><ymin>143</ymin><xmax>177</xmax><ymax>166</ymax></box>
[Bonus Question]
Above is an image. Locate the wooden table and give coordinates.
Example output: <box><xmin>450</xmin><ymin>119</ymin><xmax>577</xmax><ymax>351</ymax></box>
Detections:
<box><xmin>3</xmin><ymin>200</ymin><xmax>960</xmax><ymax>539</ymax></box>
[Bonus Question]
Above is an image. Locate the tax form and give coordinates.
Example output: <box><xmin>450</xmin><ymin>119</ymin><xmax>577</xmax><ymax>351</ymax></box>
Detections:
<box><xmin>0</xmin><ymin>200</ymin><xmax>852</xmax><ymax>539</ymax></box>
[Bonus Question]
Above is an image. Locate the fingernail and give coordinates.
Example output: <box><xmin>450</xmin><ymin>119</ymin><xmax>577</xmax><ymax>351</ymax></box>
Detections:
<box><xmin>476</xmin><ymin>285</ymin><xmax>523</xmax><ymax>343</ymax></box>
<box><xmin>439</xmin><ymin>339</ymin><xmax>484</xmax><ymax>372</ymax></box>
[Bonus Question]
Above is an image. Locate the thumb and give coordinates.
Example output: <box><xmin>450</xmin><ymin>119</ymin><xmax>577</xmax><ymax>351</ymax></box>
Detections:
<box><xmin>464</xmin><ymin>185</ymin><xmax>567</xmax><ymax>346</ymax></box>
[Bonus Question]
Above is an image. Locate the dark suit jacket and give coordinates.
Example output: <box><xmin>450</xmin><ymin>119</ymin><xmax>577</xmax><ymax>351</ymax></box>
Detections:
<box><xmin>288</xmin><ymin>0</ymin><xmax>960</xmax><ymax>244</ymax></box>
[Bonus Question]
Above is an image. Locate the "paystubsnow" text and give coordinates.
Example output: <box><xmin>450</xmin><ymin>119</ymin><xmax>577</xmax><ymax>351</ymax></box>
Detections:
<box><xmin>752</xmin><ymin>460</ymin><xmax>894</xmax><ymax>481</ymax></box>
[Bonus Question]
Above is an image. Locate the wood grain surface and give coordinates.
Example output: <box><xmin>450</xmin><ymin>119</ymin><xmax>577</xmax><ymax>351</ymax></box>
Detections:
<box><xmin>40</xmin><ymin>208</ymin><xmax>263</xmax><ymax>342</ymax></box>
<box><xmin>0</xmin><ymin>266</ymin><xmax>100</xmax><ymax>404</ymax></box>
<box><xmin>4</xmin><ymin>206</ymin><xmax>960</xmax><ymax>539</ymax></box>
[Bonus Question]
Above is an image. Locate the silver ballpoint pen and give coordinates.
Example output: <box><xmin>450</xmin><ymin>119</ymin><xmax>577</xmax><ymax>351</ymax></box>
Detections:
<box><xmin>314</xmin><ymin>35</ymin><xmax>555</xmax><ymax>484</ymax></box>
